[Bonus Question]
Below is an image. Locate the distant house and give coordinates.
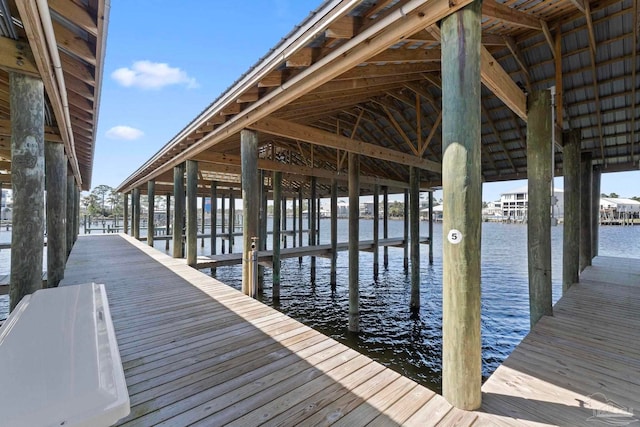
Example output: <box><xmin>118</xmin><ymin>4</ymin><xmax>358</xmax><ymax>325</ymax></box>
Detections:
<box><xmin>600</xmin><ymin>197</ymin><xmax>640</xmax><ymax>219</ymax></box>
<box><xmin>500</xmin><ymin>185</ymin><xmax>564</xmax><ymax>222</ymax></box>
<box><xmin>483</xmin><ymin>201</ymin><xmax>503</xmax><ymax>219</ymax></box>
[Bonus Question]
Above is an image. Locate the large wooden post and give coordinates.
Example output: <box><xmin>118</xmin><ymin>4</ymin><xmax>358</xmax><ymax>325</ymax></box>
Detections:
<box><xmin>292</xmin><ymin>194</ymin><xmax>297</xmax><ymax>248</ymax></box>
<box><xmin>428</xmin><ymin>190</ymin><xmax>434</xmax><ymax>264</ymax></box>
<box><xmin>132</xmin><ymin>187</ymin><xmax>140</xmax><ymax>240</ymax></box>
<box><xmin>258</xmin><ymin>172</ymin><xmax>266</xmax><ymax>290</ymax></box>
<box><xmin>591</xmin><ymin>165</ymin><xmax>601</xmax><ymax>258</ymax></box>
<box><xmin>74</xmin><ymin>186</ymin><xmax>80</xmax><ymax>240</ymax></box>
<box><xmin>410</xmin><ymin>167</ymin><xmax>420</xmax><ymax>314</ymax></box>
<box><xmin>298</xmin><ymin>187</ymin><xmax>303</xmax><ymax>265</ymax></box>
<box><xmin>383</xmin><ymin>186</ymin><xmax>389</xmax><ymax>269</ymax></box>
<box><xmin>10</xmin><ymin>73</ymin><xmax>45</xmax><ymax>310</ymax></box>
<box><xmin>229</xmin><ymin>193</ymin><xmax>235</xmax><ymax>253</ymax></box>
<box><xmin>172</xmin><ymin>163</ymin><xmax>185</xmax><ymax>258</ymax></box>
<box><xmin>562</xmin><ymin>130</ymin><xmax>581</xmax><ymax>291</ymax></box>
<box><xmin>123</xmin><ymin>192</ymin><xmax>129</xmax><ymax>235</ymax></box>
<box><xmin>186</xmin><ymin>160</ymin><xmax>198</xmax><ymax>266</ymax></box>
<box><xmin>310</xmin><ymin>176</ymin><xmax>317</xmax><ymax>282</ymax></box>
<box><xmin>201</xmin><ymin>195</ymin><xmax>205</xmax><ymax>248</ymax></box>
<box><xmin>221</xmin><ymin>195</ymin><xmax>226</xmax><ymax>254</ymax></box>
<box><xmin>282</xmin><ymin>197</ymin><xmax>287</xmax><ymax>249</ymax></box>
<box><xmin>348</xmin><ymin>153</ymin><xmax>360</xmax><ymax>332</ymax></box>
<box><xmin>579</xmin><ymin>152</ymin><xmax>592</xmax><ymax>271</ymax></box>
<box><xmin>147</xmin><ymin>180</ymin><xmax>155</xmax><ymax>246</ymax></box>
<box><xmin>45</xmin><ymin>141</ymin><xmax>66</xmax><ymax>288</ymax></box>
<box><xmin>66</xmin><ymin>174</ymin><xmax>74</xmax><ymax>256</ymax></box>
<box><xmin>211</xmin><ymin>182</ymin><xmax>217</xmax><ymax>255</ymax></box>
<box><xmin>272</xmin><ymin>171</ymin><xmax>282</xmax><ymax>301</ymax></box>
<box><xmin>330</xmin><ymin>179</ymin><xmax>338</xmax><ymax>290</ymax></box>
<box><xmin>441</xmin><ymin>0</ymin><xmax>482</xmax><ymax>410</ymax></box>
<box><xmin>165</xmin><ymin>193</ymin><xmax>171</xmax><ymax>250</ymax></box>
<box><xmin>373</xmin><ymin>184</ymin><xmax>380</xmax><ymax>279</ymax></box>
<box><xmin>241</xmin><ymin>129</ymin><xmax>259</xmax><ymax>296</ymax></box>
<box><xmin>527</xmin><ymin>90</ymin><xmax>553</xmax><ymax>327</ymax></box>
<box><xmin>403</xmin><ymin>189</ymin><xmax>409</xmax><ymax>272</ymax></box>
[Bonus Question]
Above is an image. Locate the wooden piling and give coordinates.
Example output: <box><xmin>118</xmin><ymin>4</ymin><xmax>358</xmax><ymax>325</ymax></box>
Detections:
<box><xmin>591</xmin><ymin>165</ymin><xmax>601</xmax><ymax>257</ymax></box>
<box><xmin>562</xmin><ymin>130</ymin><xmax>580</xmax><ymax>291</ymax></box>
<box><xmin>186</xmin><ymin>160</ymin><xmax>198</xmax><ymax>266</ymax></box>
<box><xmin>229</xmin><ymin>193</ymin><xmax>235</xmax><ymax>253</ymax></box>
<box><xmin>45</xmin><ymin>141</ymin><xmax>66</xmax><ymax>288</ymax></box>
<box><xmin>310</xmin><ymin>176</ymin><xmax>317</xmax><ymax>282</ymax></box>
<box><xmin>298</xmin><ymin>187</ymin><xmax>303</xmax><ymax>264</ymax></box>
<box><xmin>373</xmin><ymin>184</ymin><xmax>380</xmax><ymax>279</ymax></box>
<box><xmin>165</xmin><ymin>193</ymin><xmax>171</xmax><ymax>250</ymax></box>
<box><xmin>147</xmin><ymin>180</ymin><xmax>155</xmax><ymax>247</ymax></box>
<box><xmin>441</xmin><ymin>0</ymin><xmax>482</xmax><ymax>410</ymax></box>
<box><xmin>201</xmin><ymin>195</ymin><xmax>205</xmax><ymax>248</ymax></box>
<box><xmin>383</xmin><ymin>186</ymin><xmax>389</xmax><ymax>269</ymax></box>
<box><xmin>74</xmin><ymin>186</ymin><xmax>80</xmax><ymax>241</ymax></box>
<box><xmin>272</xmin><ymin>171</ymin><xmax>282</xmax><ymax>301</ymax></box>
<box><xmin>258</xmin><ymin>173</ymin><xmax>266</xmax><ymax>290</ymax></box>
<box><xmin>211</xmin><ymin>182</ymin><xmax>217</xmax><ymax>255</ymax></box>
<box><xmin>410</xmin><ymin>167</ymin><xmax>420</xmax><ymax>314</ymax></box>
<box><xmin>10</xmin><ymin>73</ymin><xmax>45</xmax><ymax>310</ymax></box>
<box><xmin>221</xmin><ymin>196</ymin><xmax>226</xmax><ymax>254</ymax></box>
<box><xmin>123</xmin><ymin>192</ymin><xmax>129</xmax><ymax>235</ymax></box>
<box><xmin>282</xmin><ymin>196</ymin><xmax>287</xmax><ymax>248</ymax></box>
<box><xmin>428</xmin><ymin>190</ymin><xmax>434</xmax><ymax>264</ymax></box>
<box><xmin>66</xmin><ymin>175</ymin><xmax>74</xmax><ymax>256</ymax></box>
<box><xmin>292</xmin><ymin>195</ymin><xmax>297</xmax><ymax>248</ymax></box>
<box><xmin>172</xmin><ymin>163</ymin><xmax>185</xmax><ymax>258</ymax></box>
<box><xmin>132</xmin><ymin>187</ymin><xmax>140</xmax><ymax>240</ymax></box>
<box><xmin>579</xmin><ymin>152</ymin><xmax>592</xmax><ymax>271</ymax></box>
<box><xmin>241</xmin><ymin>129</ymin><xmax>259</xmax><ymax>296</ymax></box>
<box><xmin>330</xmin><ymin>179</ymin><xmax>338</xmax><ymax>290</ymax></box>
<box><xmin>348</xmin><ymin>152</ymin><xmax>360</xmax><ymax>333</ymax></box>
<box><xmin>403</xmin><ymin>189</ymin><xmax>409</xmax><ymax>272</ymax></box>
<box><xmin>527</xmin><ymin>90</ymin><xmax>553</xmax><ymax>327</ymax></box>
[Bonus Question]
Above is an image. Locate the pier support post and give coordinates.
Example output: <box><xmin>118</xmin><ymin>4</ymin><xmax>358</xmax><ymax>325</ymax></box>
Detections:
<box><xmin>348</xmin><ymin>153</ymin><xmax>360</xmax><ymax>332</ymax></box>
<box><xmin>10</xmin><ymin>73</ymin><xmax>45</xmax><ymax>310</ymax></box>
<box><xmin>172</xmin><ymin>163</ymin><xmax>185</xmax><ymax>258</ymax></box>
<box><xmin>563</xmin><ymin>130</ymin><xmax>580</xmax><ymax>291</ymax></box>
<box><xmin>258</xmin><ymin>172</ymin><xmax>267</xmax><ymax>290</ymax></box>
<box><xmin>330</xmin><ymin>179</ymin><xmax>338</xmax><ymax>290</ymax></box>
<box><xmin>211</xmin><ymin>182</ymin><xmax>217</xmax><ymax>255</ymax></box>
<box><xmin>410</xmin><ymin>167</ymin><xmax>420</xmax><ymax>314</ymax></box>
<box><xmin>428</xmin><ymin>190</ymin><xmax>434</xmax><ymax>264</ymax></box>
<box><xmin>132</xmin><ymin>187</ymin><xmax>140</xmax><ymax>240</ymax></box>
<box><xmin>403</xmin><ymin>189</ymin><xmax>409</xmax><ymax>272</ymax></box>
<box><xmin>591</xmin><ymin>165</ymin><xmax>601</xmax><ymax>258</ymax></box>
<box><xmin>282</xmin><ymin>197</ymin><xmax>287</xmax><ymax>249</ymax></box>
<box><xmin>298</xmin><ymin>187</ymin><xmax>303</xmax><ymax>264</ymax></box>
<box><xmin>45</xmin><ymin>140</ymin><xmax>66</xmax><ymax>288</ymax></box>
<box><xmin>123</xmin><ymin>192</ymin><xmax>129</xmax><ymax>235</ymax></box>
<box><xmin>241</xmin><ymin>129</ymin><xmax>259</xmax><ymax>296</ymax></box>
<box><xmin>221</xmin><ymin>196</ymin><xmax>226</xmax><ymax>254</ymax></box>
<box><xmin>383</xmin><ymin>186</ymin><xmax>389</xmax><ymax>269</ymax></box>
<box><xmin>527</xmin><ymin>90</ymin><xmax>553</xmax><ymax>327</ymax></box>
<box><xmin>373</xmin><ymin>184</ymin><xmax>380</xmax><ymax>280</ymax></box>
<box><xmin>292</xmin><ymin>194</ymin><xmax>297</xmax><ymax>248</ymax></box>
<box><xmin>579</xmin><ymin>152</ymin><xmax>592</xmax><ymax>271</ymax></box>
<box><xmin>229</xmin><ymin>193</ymin><xmax>234</xmax><ymax>253</ymax></box>
<box><xmin>74</xmin><ymin>186</ymin><xmax>80</xmax><ymax>240</ymax></box>
<box><xmin>66</xmin><ymin>174</ymin><xmax>74</xmax><ymax>256</ymax></box>
<box><xmin>441</xmin><ymin>0</ymin><xmax>482</xmax><ymax>410</ymax></box>
<box><xmin>165</xmin><ymin>193</ymin><xmax>171</xmax><ymax>250</ymax></box>
<box><xmin>147</xmin><ymin>180</ymin><xmax>155</xmax><ymax>246</ymax></box>
<box><xmin>186</xmin><ymin>160</ymin><xmax>198</xmax><ymax>266</ymax></box>
<box><xmin>310</xmin><ymin>177</ymin><xmax>317</xmax><ymax>283</ymax></box>
<box><xmin>201</xmin><ymin>196</ymin><xmax>205</xmax><ymax>248</ymax></box>
<box><xmin>273</xmin><ymin>171</ymin><xmax>282</xmax><ymax>301</ymax></box>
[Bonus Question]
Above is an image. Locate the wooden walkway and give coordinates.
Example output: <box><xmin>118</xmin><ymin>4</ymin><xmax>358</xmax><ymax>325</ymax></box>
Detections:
<box><xmin>58</xmin><ymin>234</ymin><xmax>640</xmax><ymax>426</ymax></box>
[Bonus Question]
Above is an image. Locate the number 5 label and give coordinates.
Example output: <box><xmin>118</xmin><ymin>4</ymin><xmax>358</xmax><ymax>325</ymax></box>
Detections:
<box><xmin>447</xmin><ymin>229</ymin><xmax>463</xmax><ymax>244</ymax></box>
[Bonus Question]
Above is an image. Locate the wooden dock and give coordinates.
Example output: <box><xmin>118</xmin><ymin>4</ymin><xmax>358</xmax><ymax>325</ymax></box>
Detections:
<box><xmin>57</xmin><ymin>234</ymin><xmax>640</xmax><ymax>425</ymax></box>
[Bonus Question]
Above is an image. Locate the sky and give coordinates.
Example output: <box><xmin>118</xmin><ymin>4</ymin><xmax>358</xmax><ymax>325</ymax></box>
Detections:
<box><xmin>93</xmin><ymin>1</ymin><xmax>640</xmax><ymax>204</ymax></box>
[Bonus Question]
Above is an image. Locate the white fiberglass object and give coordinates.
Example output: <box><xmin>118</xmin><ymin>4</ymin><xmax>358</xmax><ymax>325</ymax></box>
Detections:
<box><xmin>0</xmin><ymin>283</ymin><xmax>130</xmax><ymax>427</ymax></box>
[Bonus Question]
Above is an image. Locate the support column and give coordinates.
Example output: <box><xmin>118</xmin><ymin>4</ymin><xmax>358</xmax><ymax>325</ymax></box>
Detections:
<box><xmin>348</xmin><ymin>153</ymin><xmax>360</xmax><ymax>332</ymax></box>
<box><xmin>229</xmin><ymin>193</ymin><xmax>235</xmax><ymax>253</ymax></box>
<box><xmin>591</xmin><ymin>165</ymin><xmax>601</xmax><ymax>258</ymax></box>
<box><xmin>562</xmin><ymin>130</ymin><xmax>580</xmax><ymax>291</ymax></box>
<box><xmin>201</xmin><ymin>195</ymin><xmax>206</xmax><ymax>248</ymax></box>
<box><xmin>211</xmin><ymin>182</ymin><xmax>217</xmax><ymax>256</ymax></box>
<box><xmin>410</xmin><ymin>167</ymin><xmax>421</xmax><ymax>314</ymax></box>
<box><xmin>292</xmin><ymin>194</ymin><xmax>297</xmax><ymax>248</ymax></box>
<box><xmin>123</xmin><ymin>192</ymin><xmax>129</xmax><ymax>235</ymax></box>
<box><xmin>429</xmin><ymin>190</ymin><xmax>434</xmax><ymax>264</ymax></box>
<box><xmin>527</xmin><ymin>90</ymin><xmax>553</xmax><ymax>327</ymax></box>
<box><xmin>66</xmin><ymin>175</ymin><xmax>74</xmax><ymax>256</ymax></box>
<box><xmin>298</xmin><ymin>187</ymin><xmax>303</xmax><ymax>265</ymax></box>
<box><xmin>282</xmin><ymin>197</ymin><xmax>287</xmax><ymax>248</ymax></box>
<box><xmin>132</xmin><ymin>187</ymin><xmax>140</xmax><ymax>240</ymax></box>
<box><xmin>165</xmin><ymin>193</ymin><xmax>171</xmax><ymax>250</ymax></box>
<box><xmin>441</xmin><ymin>0</ymin><xmax>482</xmax><ymax>410</ymax></box>
<box><xmin>45</xmin><ymin>141</ymin><xmax>66</xmax><ymax>288</ymax></box>
<box><xmin>258</xmin><ymin>173</ymin><xmax>266</xmax><ymax>290</ymax></box>
<box><xmin>330</xmin><ymin>179</ymin><xmax>338</xmax><ymax>290</ymax></box>
<box><xmin>272</xmin><ymin>171</ymin><xmax>282</xmax><ymax>301</ymax></box>
<box><xmin>10</xmin><ymin>73</ymin><xmax>45</xmax><ymax>310</ymax></box>
<box><xmin>74</xmin><ymin>186</ymin><xmax>80</xmax><ymax>241</ymax></box>
<box><xmin>147</xmin><ymin>180</ymin><xmax>155</xmax><ymax>246</ymax></box>
<box><xmin>241</xmin><ymin>129</ymin><xmax>259</xmax><ymax>296</ymax></box>
<box><xmin>186</xmin><ymin>160</ymin><xmax>198</xmax><ymax>266</ymax></box>
<box><xmin>221</xmin><ymin>195</ymin><xmax>226</xmax><ymax>254</ymax></box>
<box><xmin>383</xmin><ymin>186</ymin><xmax>389</xmax><ymax>269</ymax></box>
<box><xmin>172</xmin><ymin>163</ymin><xmax>185</xmax><ymax>258</ymax></box>
<box><xmin>310</xmin><ymin>177</ymin><xmax>317</xmax><ymax>283</ymax></box>
<box><xmin>373</xmin><ymin>184</ymin><xmax>380</xmax><ymax>279</ymax></box>
<box><xmin>403</xmin><ymin>189</ymin><xmax>409</xmax><ymax>272</ymax></box>
<box><xmin>580</xmin><ymin>152</ymin><xmax>592</xmax><ymax>271</ymax></box>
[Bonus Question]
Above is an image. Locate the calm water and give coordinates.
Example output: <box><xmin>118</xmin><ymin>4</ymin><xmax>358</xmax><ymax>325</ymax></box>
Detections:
<box><xmin>1</xmin><ymin>220</ymin><xmax>638</xmax><ymax>393</ymax></box>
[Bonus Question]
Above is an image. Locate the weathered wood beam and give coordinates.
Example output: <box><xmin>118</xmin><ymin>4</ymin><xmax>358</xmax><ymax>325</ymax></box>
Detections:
<box><xmin>480</xmin><ymin>46</ymin><xmax>527</xmax><ymax>121</ymax></box>
<box><xmin>482</xmin><ymin>0</ymin><xmax>542</xmax><ymax>30</ymax></box>
<box><xmin>325</xmin><ymin>16</ymin><xmax>358</xmax><ymax>39</ymax></box>
<box><xmin>52</xmin><ymin>20</ymin><xmax>96</xmax><ymax>66</ymax></box>
<box><xmin>504</xmin><ymin>37</ymin><xmax>531</xmax><ymax>90</ymax></box>
<box><xmin>0</xmin><ymin>37</ymin><xmax>39</xmax><ymax>77</ymax></box>
<box><xmin>368</xmin><ymin>47</ymin><xmax>441</xmax><ymax>64</ymax></box>
<box><xmin>49</xmin><ymin>0</ymin><xmax>98</xmax><ymax>37</ymax></box>
<box><xmin>334</xmin><ymin>63</ymin><xmax>440</xmax><ymax>80</ymax></box>
<box><xmin>249</xmin><ymin>117</ymin><xmax>441</xmax><ymax>173</ymax></box>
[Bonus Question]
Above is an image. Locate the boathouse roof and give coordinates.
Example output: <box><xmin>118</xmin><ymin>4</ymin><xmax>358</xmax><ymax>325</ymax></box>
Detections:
<box><xmin>115</xmin><ymin>0</ymin><xmax>639</xmax><ymax>197</ymax></box>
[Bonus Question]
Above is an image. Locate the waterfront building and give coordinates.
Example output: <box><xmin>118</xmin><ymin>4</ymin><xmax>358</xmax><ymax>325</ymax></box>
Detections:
<box><xmin>500</xmin><ymin>185</ymin><xmax>565</xmax><ymax>222</ymax></box>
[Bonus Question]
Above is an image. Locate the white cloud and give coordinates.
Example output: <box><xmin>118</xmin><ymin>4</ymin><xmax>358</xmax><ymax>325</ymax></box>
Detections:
<box><xmin>106</xmin><ymin>125</ymin><xmax>144</xmax><ymax>140</ymax></box>
<box><xmin>111</xmin><ymin>60</ymin><xmax>199</xmax><ymax>89</ymax></box>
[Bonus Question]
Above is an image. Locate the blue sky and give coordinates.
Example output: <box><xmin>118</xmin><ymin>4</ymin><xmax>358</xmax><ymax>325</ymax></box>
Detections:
<box><xmin>94</xmin><ymin>1</ymin><xmax>640</xmax><ymax>202</ymax></box>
